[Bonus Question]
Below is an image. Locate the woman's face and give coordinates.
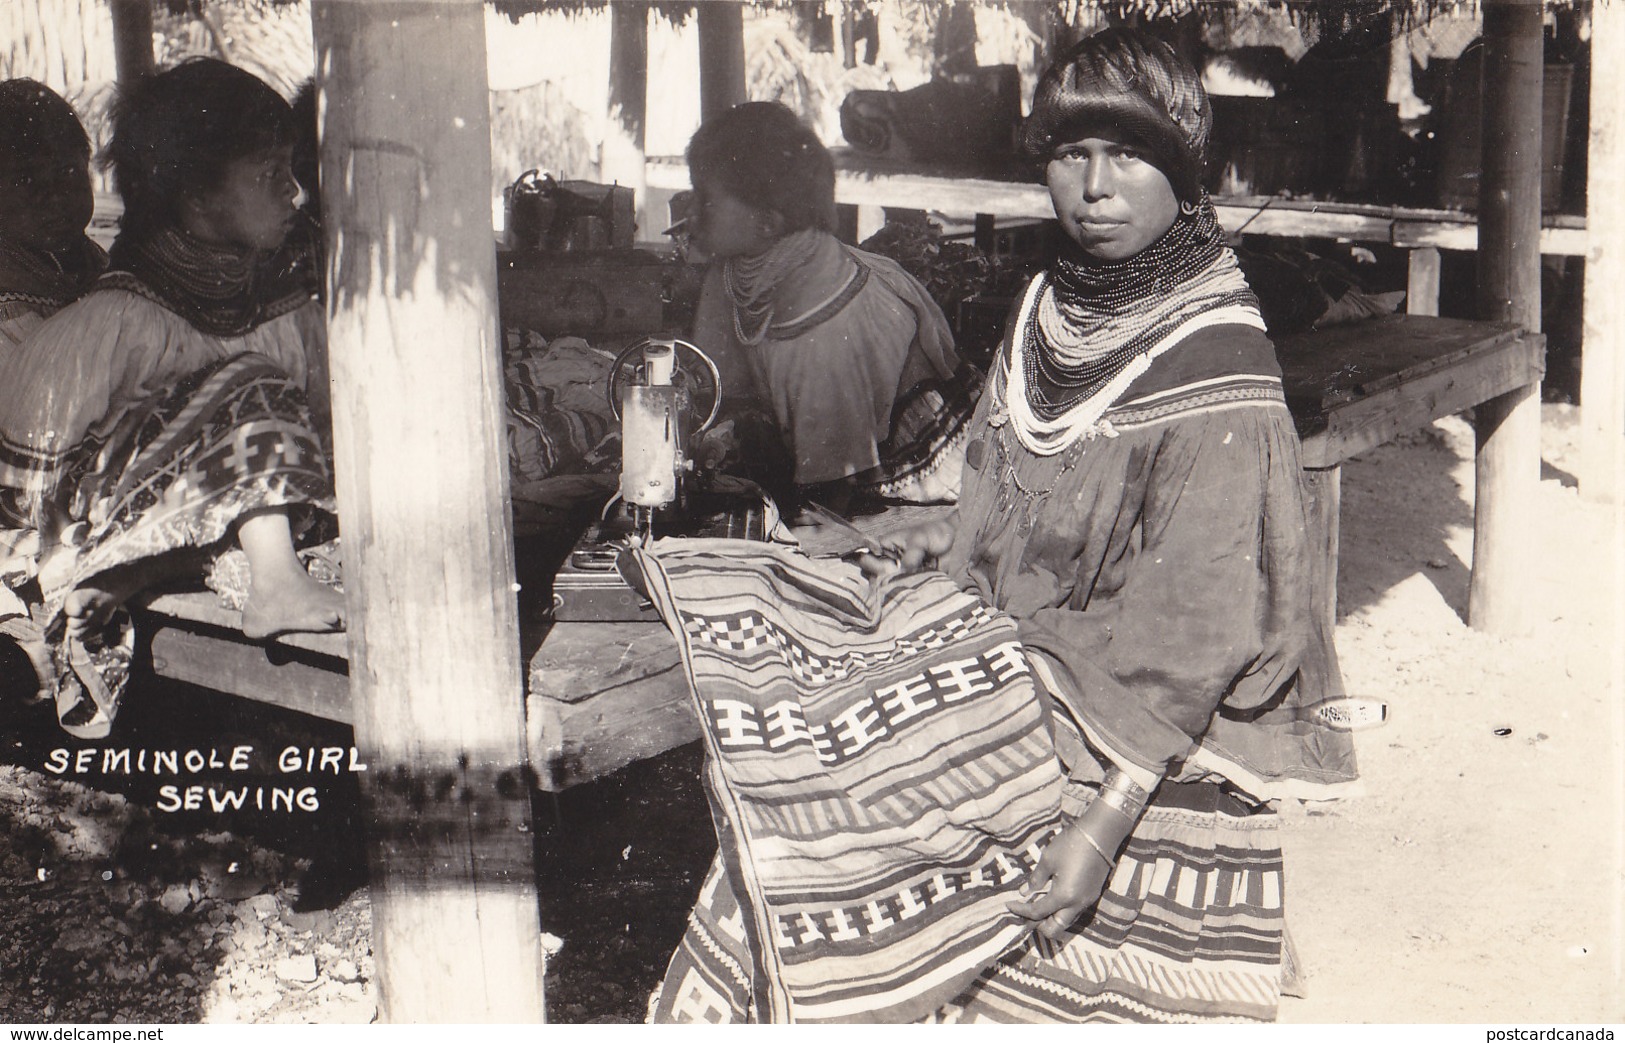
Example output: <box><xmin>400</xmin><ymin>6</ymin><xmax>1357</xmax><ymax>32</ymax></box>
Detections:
<box><xmin>1045</xmin><ymin>135</ymin><xmax>1180</xmax><ymax>263</ymax></box>
<box><xmin>0</xmin><ymin>139</ymin><xmax>93</xmax><ymax>253</ymax></box>
<box><xmin>182</xmin><ymin>144</ymin><xmax>300</xmax><ymax>252</ymax></box>
<box><xmin>688</xmin><ymin>180</ymin><xmax>777</xmax><ymax>261</ymax></box>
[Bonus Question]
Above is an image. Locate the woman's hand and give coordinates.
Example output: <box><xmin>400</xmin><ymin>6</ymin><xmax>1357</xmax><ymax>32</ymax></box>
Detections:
<box><xmin>1006</xmin><ymin>820</ymin><xmax>1117</xmax><ymax>941</ymax></box>
<box><xmin>855</xmin><ymin>510</ymin><xmax>958</xmax><ymax>578</ymax></box>
<box><xmin>1011</xmin><ymin>771</ymin><xmax>1155</xmax><ymax>940</ymax></box>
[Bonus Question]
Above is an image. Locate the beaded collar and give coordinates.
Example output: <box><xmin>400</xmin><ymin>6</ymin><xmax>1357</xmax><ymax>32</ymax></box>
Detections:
<box><xmin>105</xmin><ymin>226</ymin><xmax>310</xmax><ymax>338</ymax></box>
<box><xmin>1022</xmin><ymin>195</ymin><xmax>1259</xmax><ymax>424</ymax></box>
<box><xmin>995</xmin><ymin>196</ymin><xmax>1264</xmax><ymax>455</ymax></box>
<box><xmin>0</xmin><ymin>235</ymin><xmax>107</xmax><ymax>307</ymax></box>
<box><xmin>721</xmin><ymin>228</ymin><xmax>828</xmax><ymax>345</ymax></box>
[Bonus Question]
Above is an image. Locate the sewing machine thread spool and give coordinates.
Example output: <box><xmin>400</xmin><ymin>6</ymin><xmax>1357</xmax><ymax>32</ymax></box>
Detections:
<box><xmin>644</xmin><ymin>340</ymin><xmax>676</xmax><ymax>385</ymax></box>
<box><xmin>619</xmin><ymin>340</ymin><xmax>687</xmax><ymax>510</ymax></box>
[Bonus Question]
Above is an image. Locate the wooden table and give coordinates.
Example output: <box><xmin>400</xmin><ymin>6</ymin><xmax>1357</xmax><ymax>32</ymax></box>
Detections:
<box><xmin>1274</xmin><ymin>313</ymin><xmax>1544</xmax><ymax>624</ymax></box>
<box><xmin>134</xmin><ymin>581</ymin><xmax>692</xmax><ymax>793</ymax></box>
<box><xmin>129</xmin><ymin>313</ymin><xmax>1543</xmax><ymax>791</ymax></box>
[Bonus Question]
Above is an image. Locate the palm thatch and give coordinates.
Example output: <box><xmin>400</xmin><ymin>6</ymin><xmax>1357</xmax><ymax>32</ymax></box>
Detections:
<box><xmin>485</xmin><ymin>1</ymin><xmax>1579</xmax><ymax>34</ymax></box>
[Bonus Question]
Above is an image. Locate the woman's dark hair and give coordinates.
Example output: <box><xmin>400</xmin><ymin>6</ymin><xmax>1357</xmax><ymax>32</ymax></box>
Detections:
<box><xmin>0</xmin><ymin>78</ymin><xmax>89</xmax><ymax>173</ymax></box>
<box><xmin>290</xmin><ymin>78</ymin><xmax>320</xmax><ymax>211</ymax></box>
<box><xmin>105</xmin><ymin>58</ymin><xmax>294</xmax><ymax>237</ymax></box>
<box><xmin>686</xmin><ymin>101</ymin><xmax>835</xmax><ymax>234</ymax></box>
<box><xmin>1019</xmin><ymin>28</ymin><xmax>1211</xmax><ymax>203</ymax></box>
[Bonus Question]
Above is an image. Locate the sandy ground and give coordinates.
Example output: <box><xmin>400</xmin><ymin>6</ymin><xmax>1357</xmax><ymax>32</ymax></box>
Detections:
<box><xmin>1</xmin><ymin>404</ymin><xmax>1620</xmax><ymax>1025</ymax></box>
<box><xmin>1279</xmin><ymin>405</ymin><xmax>1623</xmax><ymax>1024</ymax></box>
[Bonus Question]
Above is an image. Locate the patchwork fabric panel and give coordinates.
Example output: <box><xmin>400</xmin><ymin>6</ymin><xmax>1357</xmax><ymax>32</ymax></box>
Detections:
<box><xmin>634</xmin><ymin>539</ymin><xmax>1065</xmax><ymax>1024</ymax></box>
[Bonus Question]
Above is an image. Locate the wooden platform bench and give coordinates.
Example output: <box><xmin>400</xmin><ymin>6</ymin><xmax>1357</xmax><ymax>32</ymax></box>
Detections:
<box><xmin>127</xmin><ymin>313</ymin><xmax>1543</xmax><ymax>791</ymax></box>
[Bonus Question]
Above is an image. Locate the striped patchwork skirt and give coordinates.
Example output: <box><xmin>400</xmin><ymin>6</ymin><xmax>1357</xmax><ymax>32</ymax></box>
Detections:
<box><xmin>633</xmin><ymin>541</ymin><xmax>1288</xmax><ymax>1024</ymax></box>
<box><xmin>1</xmin><ymin>353</ymin><xmax>334</xmax><ymax>738</ymax></box>
<box><xmin>932</xmin><ymin>781</ymin><xmax>1286</xmax><ymax>1023</ymax></box>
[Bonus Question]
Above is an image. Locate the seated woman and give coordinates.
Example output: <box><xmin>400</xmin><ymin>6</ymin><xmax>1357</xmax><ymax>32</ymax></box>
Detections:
<box><xmin>641</xmin><ymin>29</ymin><xmax>1356</xmax><ymax>1024</ymax></box>
<box><xmin>683</xmin><ymin>101</ymin><xmax>977</xmax><ymax>510</ymax></box>
<box><xmin>0</xmin><ymin>78</ymin><xmax>105</xmax><ymax>347</ymax></box>
<box><xmin>0</xmin><ymin>58</ymin><xmax>343</xmax><ymax>738</ymax></box>
<box><xmin>0</xmin><ymin>78</ymin><xmax>107</xmax><ymax>702</ymax></box>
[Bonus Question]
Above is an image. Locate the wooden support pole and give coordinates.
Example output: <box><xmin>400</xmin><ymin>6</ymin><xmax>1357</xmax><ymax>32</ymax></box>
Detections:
<box><xmin>604</xmin><ymin>0</ymin><xmax>650</xmax><ymax>240</ymax></box>
<box><xmin>1300</xmin><ymin>466</ymin><xmax>1347</xmax><ymax>703</ymax></box>
<box><xmin>1581</xmin><ymin>0</ymin><xmax>1625</xmax><ymax>504</ymax></box>
<box><xmin>841</xmin><ymin>1</ymin><xmax>858</xmax><ymax>68</ymax></box>
<box><xmin>697</xmin><ymin>0</ymin><xmax>748</xmax><ymax>121</ymax></box>
<box><xmin>108</xmin><ymin>0</ymin><xmax>154</xmax><ymax>85</ymax></box>
<box><xmin>1303</xmin><ymin>467</ymin><xmax>1343</xmax><ymax>629</ymax></box>
<box><xmin>1472</xmin><ymin>0</ymin><xmax>1545</xmax><ymax>636</ymax></box>
<box><xmin>310</xmin><ymin>0</ymin><xmax>545</xmax><ymax>1022</ymax></box>
<box><xmin>974</xmin><ymin>213</ymin><xmax>998</xmax><ymax>257</ymax></box>
<box><xmin>1406</xmin><ymin>247</ymin><xmax>1441</xmax><ymax>317</ymax></box>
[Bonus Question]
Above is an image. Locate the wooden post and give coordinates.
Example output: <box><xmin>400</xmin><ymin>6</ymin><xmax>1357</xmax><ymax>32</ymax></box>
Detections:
<box><xmin>697</xmin><ymin>0</ymin><xmax>747</xmax><ymax>121</ymax></box>
<box><xmin>604</xmin><ymin>0</ymin><xmax>650</xmax><ymax>241</ymax></box>
<box><xmin>1406</xmin><ymin>247</ymin><xmax>1441</xmax><ymax>317</ymax></box>
<box><xmin>1472</xmin><ymin>0</ymin><xmax>1545</xmax><ymax>636</ymax></box>
<box><xmin>974</xmin><ymin>213</ymin><xmax>998</xmax><ymax>258</ymax></box>
<box><xmin>1303</xmin><ymin>468</ymin><xmax>1342</xmax><ymax>629</ymax></box>
<box><xmin>1582</xmin><ymin>0</ymin><xmax>1625</xmax><ymax>504</ymax></box>
<box><xmin>309</xmin><ymin>0</ymin><xmax>545</xmax><ymax>1022</ymax></box>
<box><xmin>108</xmin><ymin>0</ymin><xmax>153</xmax><ymax>84</ymax></box>
<box><xmin>1300</xmin><ymin>466</ymin><xmax>1346</xmax><ymax>703</ymax></box>
<box><xmin>841</xmin><ymin>1</ymin><xmax>858</xmax><ymax>68</ymax></box>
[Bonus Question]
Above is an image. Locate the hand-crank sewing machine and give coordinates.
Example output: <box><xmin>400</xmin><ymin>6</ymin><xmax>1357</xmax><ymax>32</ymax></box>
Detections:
<box><xmin>549</xmin><ymin>336</ymin><xmax>779</xmax><ymax>621</ymax></box>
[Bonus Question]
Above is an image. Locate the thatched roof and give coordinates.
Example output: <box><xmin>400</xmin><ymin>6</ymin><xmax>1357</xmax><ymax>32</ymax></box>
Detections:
<box><xmin>483</xmin><ymin>0</ymin><xmax>1578</xmax><ymax>33</ymax></box>
<box><xmin>165</xmin><ymin>0</ymin><xmax>1580</xmax><ymax>36</ymax></box>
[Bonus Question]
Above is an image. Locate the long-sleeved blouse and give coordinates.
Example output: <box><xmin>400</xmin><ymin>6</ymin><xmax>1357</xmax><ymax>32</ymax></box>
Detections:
<box><xmin>941</xmin><ymin>274</ymin><xmax>1358</xmax><ymax>800</ymax></box>
<box><xmin>691</xmin><ymin>233</ymin><xmax>959</xmax><ymax>487</ymax></box>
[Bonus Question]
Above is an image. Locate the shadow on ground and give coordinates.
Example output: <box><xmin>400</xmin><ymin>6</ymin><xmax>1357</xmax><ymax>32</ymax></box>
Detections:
<box><xmin>1333</xmin><ymin>426</ymin><xmax>1475</xmax><ymax>623</ymax></box>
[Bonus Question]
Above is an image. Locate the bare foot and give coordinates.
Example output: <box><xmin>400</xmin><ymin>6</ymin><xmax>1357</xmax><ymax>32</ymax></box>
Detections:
<box><xmin>240</xmin><ymin>569</ymin><xmax>345</xmax><ymax>640</ymax></box>
<box><xmin>62</xmin><ymin>563</ymin><xmax>149</xmax><ymax>642</ymax></box>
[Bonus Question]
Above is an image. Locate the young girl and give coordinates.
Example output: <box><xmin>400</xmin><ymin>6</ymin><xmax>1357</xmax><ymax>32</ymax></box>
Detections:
<box><xmin>0</xmin><ymin>59</ymin><xmax>343</xmax><ymax>738</ymax></box>
<box><xmin>0</xmin><ymin>78</ymin><xmax>105</xmax><ymax>347</ymax></box>
<box><xmin>640</xmin><ymin>29</ymin><xmax>1356</xmax><ymax>1023</ymax></box>
<box><xmin>684</xmin><ymin>101</ymin><xmax>976</xmax><ymax>508</ymax></box>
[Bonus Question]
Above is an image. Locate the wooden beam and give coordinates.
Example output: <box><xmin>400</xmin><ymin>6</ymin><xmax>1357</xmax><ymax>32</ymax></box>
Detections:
<box><xmin>310</xmin><ymin>0</ymin><xmax>544</xmax><ymax>1022</ymax></box>
<box><xmin>108</xmin><ymin>0</ymin><xmax>154</xmax><ymax>85</ymax></box>
<box><xmin>697</xmin><ymin>0</ymin><xmax>747</xmax><ymax>121</ymax></box>
<box><xmin>646</xmin><ymin>157</ymin><xmax>1590</xmax><ymax>256</ymax></box>
<box><xmin>1471</xmin><ymin>0</ymin><xmax>1546</xmax><ymax>636</ymax></box>
<box><xmin>146</xmin><ymin>621</ymin><xmax>352</xmax><ymax>724</ymax></box>
<box><xmin>524</xmin><ymin>622</ymin><xmax>693</xmax><ymax>791</ymax></box>
<box><xmin>1294</xmin><ymin>331</ymin><xmax>1543</xmax><ymax>470</ymax></box>
<box><xmin>604</xmin><ymin>0</ymin><xmax>650</xmax><ymax>239</ymax></box>
<box><xmin>1581</xmin><ymin>0</ymin><xmax>1625</xmax><ymax>504</ymax></box>
<box><xmin>1391</xmin><ymin>219</ymin><xmax>1587</xmax><ymax>256</ymax></box>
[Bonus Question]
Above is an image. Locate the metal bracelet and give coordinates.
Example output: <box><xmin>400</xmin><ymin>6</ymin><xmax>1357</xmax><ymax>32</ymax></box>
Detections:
<box><xmin>1093</xmin><ymin>785</ymin><xmax>1144</xmax><ymax>822</ymax></box>
<box><xmin>1102</xmin><ymin>767</ymin><xmax>1151</xmax><ymax>806</ymax></box>
<box><xmin>1076</xmin><ymin>827</ymin><xmax>1116</xmax><ymax>871</ymax></box>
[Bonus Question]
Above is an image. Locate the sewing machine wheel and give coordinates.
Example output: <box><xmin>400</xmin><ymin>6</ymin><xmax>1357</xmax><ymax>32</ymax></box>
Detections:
<box><xmin>607</xmin><ymin>337</ymin><xmax>722</xmax><ymax>432</ymax></box>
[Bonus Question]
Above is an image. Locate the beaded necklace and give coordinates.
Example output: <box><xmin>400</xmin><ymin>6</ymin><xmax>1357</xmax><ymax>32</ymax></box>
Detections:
<box><xmin>1026</xmin><ymin>195</ymin><xmax>1256</xmax><ymax>417</ymax></box>
<box><xmin>106</xmin><ymin>226</ymin><xmax>306</xmax><ymax>338</ymax></box>
<box><xmin>0</xmin><ymin>235</ymin><xmax>106</xmax><ymax>305</ymax></box>
<box><xmin>995</xmin><ymin>195</ymin><xmax>1261</xmax><ymax>455</ymax></box>
<box><xmin>721</xmin><ymin>228</ymin><xmax>823</xmax><ymax>346</ymax></box>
